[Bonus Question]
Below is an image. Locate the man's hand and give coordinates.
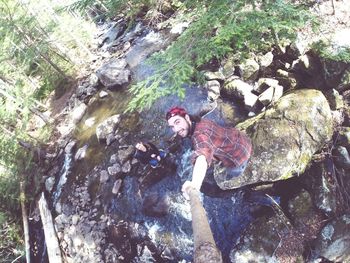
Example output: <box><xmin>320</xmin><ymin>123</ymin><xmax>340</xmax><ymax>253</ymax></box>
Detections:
<box><xmin>182</xmin><ymin>181</ymin><xmax>198</xmax><ymax>200</ymax></box>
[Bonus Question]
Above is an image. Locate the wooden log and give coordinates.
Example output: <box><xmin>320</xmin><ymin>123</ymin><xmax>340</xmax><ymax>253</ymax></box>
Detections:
<box><xmin>187</xmin><ymin>187</ymin><xmax>222</xmax><ymax>263</ymax></box>
<box><xmin>20</xmin><ymin>182</ymin><xmax>31</xmax><ymax>263</ymax></box>
<box><xmin>38</xmin><ymin>192</ymin><xmax>63</xmax><ymax>263</ymax></box>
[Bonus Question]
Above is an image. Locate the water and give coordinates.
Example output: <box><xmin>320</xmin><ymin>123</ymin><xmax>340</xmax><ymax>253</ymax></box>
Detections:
<box><xmin>52</xmin><ymin>152</ymin><xmax>72</xmax><ymax>206</ymax></box>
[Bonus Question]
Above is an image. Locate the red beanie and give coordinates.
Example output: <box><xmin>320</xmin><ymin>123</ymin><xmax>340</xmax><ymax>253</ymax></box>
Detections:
<box><xmin>166</xmin><ymin>106</ymin><xmax>187</xmax><ymax>120</ymax></box>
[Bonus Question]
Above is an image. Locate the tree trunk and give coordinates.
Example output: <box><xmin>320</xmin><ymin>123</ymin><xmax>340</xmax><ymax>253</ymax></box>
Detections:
<box><xmin>187</xmin><ymin>188</ymin><xmax>222</xmax><ymax>263</ymax></box>
<box><xmin>20</xmin><ymin>182</ymin><xmax>31</xmax><ymax>263</ymax></box>
<box><xmin>38</xmin><ymin>193</ymin><xmax>63</xmax><ymax>263</ymax></box>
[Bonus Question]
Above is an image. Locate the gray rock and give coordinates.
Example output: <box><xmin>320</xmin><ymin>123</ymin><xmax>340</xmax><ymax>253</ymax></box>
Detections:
<box><xmin>106</xmin><ymin>133</ymin><xmax>116</xmax><ymax>146</ymax></box>
<box><xmin>337</xmin><ymin>127</ymin><xmax>350</xmax><ymax>147</ymax></box>
<box><xmin>65</xmin><ymin>140</ymin><xmax>77</xmax><ymax>154</ymax></box>
<box><xmin>337</xmin><ymin>68</ymin><xmax>350</xmax><ymax>92</ymax></box>
<box><xmin>84</xmin><ymin>117</ymin><xmax>96</xmax><ymax>128</ymax></box>
<box><xmin>108</xmin><ymin>163</ymin><xmax>121</xmax><ymax>176</ymax></box>
<box><xmin>71</xmin><ymin>103</ymin><xmax>88</xmax><ymax>124</ymax></box>
<box><xmin>258</xmin><ymin>51</ymin><xmax>274</xmax><ymax>69</ymax></box>
<box><xmin>205</xmin><ymin>80</ymin><xmax>221</xmax><ymax>101</ymax></box>
<box><xmin>45</xmin><ymin>176</ymin><xmax>55</xmax><ymax>192</ymax></box>
<box><xmin>334</xmin><ymin>146</ymin><xmax>350</xmax><ymax>169</ymax></box>
<box><xmin>112</xmin><ymin>179</ymin><xmax>122</xmax><ymax>194</ymax></box>
<box><xmin>255</xmin><ymin>78</ymin><xmax>280</xmax><ymax>94</ymax></box>
<box><xmin>96</xmin><ymin>58</ymin><xmax>130</xmax><ymax>88</ymax></box>
<box><xmin>312</xmin><ymin>214</ymin><xmax>350</xmax><ymax>262</ymax></box>
<box><xmin>219</xmin><ymin>89</ymin><xmax>333</xmax><ymax>190</ymax></box>
<box><xmin>204</xmin><ymin>71</ymin><xmax>225</xmax><ymax>81</ymax></box>
<box><xmin>325</xmin><ymin>89</ymin><xmax>344</xmax><ymax>111</ymax></box>
<box><xmin>276</xmin><ymin>69</ymin><xmax>297</xmax><ymax>90</ymax></box>
<box><xmin>258</xmin><ymin>85</ymin><xmax>284</xmax><ymax>106</ymax></box>
<box><xmin>99</xmin><ymin>90</ymin><xmax>109</xmax><ymax>98</ymax></box>
<box><xmin>100</xmin><ymin>170</ymin><xmax>109</xmax><ymax>183</ymax></box>
<box><xmin>75</xmin><ymin>145</ymin><xmax>89</xmax><ymax>161</ymax></box>
<box><xmin>121</xmin><ymin>161</ymin><xmax>131</xmax><ymax>173</ymax></box>
<box><xmin>238</xmin><ymin>58</ymin><xmax>260</xmax><ymax>81</ymax></box>
<box><xmin>118</xmin><ymin>146</ymin><xmax>134</xmax><ymax>164</ymax></box>
<box><xmin>96</xmin><ymin>114</ymin><xmax>121</xmax><ymax>142</ymax></box>
<box><xmin>109</xmin><ymin>154</ymin><xmax>118</xmax><ymax>164</ymax></box>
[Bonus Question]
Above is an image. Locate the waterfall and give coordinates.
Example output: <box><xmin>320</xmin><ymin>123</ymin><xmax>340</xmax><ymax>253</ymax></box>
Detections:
<box><xmin>53</xmin><ymin>152</ymin><xmax>73</xmax><ymax>206</ymax></box>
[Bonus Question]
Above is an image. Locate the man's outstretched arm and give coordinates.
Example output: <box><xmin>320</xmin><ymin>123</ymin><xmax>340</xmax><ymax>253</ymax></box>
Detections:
<box><xmin>182</xmin><ymin>155</ymin><xmax>208</xmax><ymax>197</ymax></box>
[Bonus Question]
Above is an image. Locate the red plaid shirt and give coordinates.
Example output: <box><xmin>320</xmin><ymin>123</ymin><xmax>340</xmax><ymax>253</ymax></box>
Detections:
<box><xmin>191</xmin><ymin>119</ymin><xmax>252</xmax><ymax>167</ymax></box>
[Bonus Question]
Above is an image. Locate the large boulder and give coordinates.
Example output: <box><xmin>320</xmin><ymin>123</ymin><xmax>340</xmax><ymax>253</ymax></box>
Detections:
<box><xmin>215</xmin><ymin>89</ymin><xmax>333</xmax><ymax>190</ymax></box>
<box><xmin>96</xmin><ymin>114</ymin><xmax>121</xmax><ymax>142</ymax></box>
<box><xmin>96</xmin><ymin>58</ymin><xmax>130</xmax><ymax>89</ymax></box>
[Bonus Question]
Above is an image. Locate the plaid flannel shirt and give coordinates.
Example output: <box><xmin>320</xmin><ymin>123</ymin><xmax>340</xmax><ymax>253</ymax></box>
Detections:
<box><xmin>191</xmin><ymin>119</ymin><xmax>252</xmax><ymax>168</ymax></box>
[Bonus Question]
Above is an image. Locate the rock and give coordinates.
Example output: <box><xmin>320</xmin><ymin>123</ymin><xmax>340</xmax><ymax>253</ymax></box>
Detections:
<box><xmin>337</xmin><ymin>127</ymin><xmax>350</xmax><ymax>147</ymax></box>
<box><xmin>121</xmin><ymin>161</ymin><xmax>131</xmax><ymax>173</ymax></box>
<box><xmin>100</xmin><ymin>170</ymin><xmax>109</xmax><ymax>183</ymax></box>
<box><xmin>96</xmin><ymin>58</ymin><xmax>130</xmax><ymax>89</ymax></box>
<box><xmin>255</xmin><ymin>78</ymin><xmax>279</xmax><ymax>94</ymax></box>
<box><xmin>76</xmin><ymin>84</ymin><xmax>97</xmax><ymax>100</ymax></box>
<box><xmin>334</xmin><ymin>146</ymin><xmax>350</xmax><ymax>169</ymax></box>
<box><xmin>238</xmin><ymin>58</ymin><xmax>260</xmax><ymax>81</ymax></box>
<box><xmin>117</xmin><ymin>146</ymin><xmax>134</xmax><ymax>164</ymax></box>
<box><xmin>205</xmin><ymin>80</ymin><xmax>221</xmax><ymax>101</ymax></box>
<box><xmin>204</xmin><ymin>71</ymin><xmax>225</xmax><ymax>81</ymax></box>
<box><xmin>109</xmin><ymin>154</ymin><xmax>118</xmax><ymax>164</ymax></box>
<box><xmin>125</xmin><ymin>31</ymin><xmax>166</xmax><ymax>68</ymax></box>
<box><xmin>96</xmin><ymin>114</ymin><xmax>121</xmax><ymax>142</ymax></box>
<box><xmin>258</xmin><ymin>85</ymin><xmax>284</xmax><ymax>106</ymax></box>
<box><xmin>223</xmin><ymin>76</ymin><xmax>258</xmax><ymax>109</ymax></box>
<box><xmin>45</xmin><ymin>176</ymin><xmax>55</xmax><ymax>192</ymax></box>
<box><xmin>170</xmin><ymin>21</ymin><xmax>189</xmax><ymax>35</ymax></box>
<box><xmin>258</xmin><ymin>51</ymin><xmax>274</xmax><ymax>69</ymax></box>
<box><xmin>75</xmin><ymin>145</ymin><xmax>89</xmax><ymax>161</ymax></box>
<box><xmin>292</xmin><ymin>54</ymin><xmax>318</xmax><ymax>76</ymax></box>
<box><xmin>112</xmin><ymin>179</ymin><xmax>122</xmax><ymax>194</ymax></box>
<box><xmin>65</xmin><ymin>140</ymin><xmax>77</xmax><ymax>154</ymax></box>
<box><xmin>337</xmin><ymin>68</ymin><xmax>350</xmax><ymax>92</ymax></box>
<box><xmin>72</xmin><ymin>214</ymin><xmax>80</xmax><ymax>225</ymax></box>
<box><xmin>89</xmin><ymin>73</ymin><xmax>99</xmax><ymax>87</ymax></box>
<box><xmin>98</xmin><ymin>21</ymin><xmax>126</xmax><ymax>49</ymax></box>
<box><xmin>325</xmin><ymin>89</ymin><xmax>344</xmax><ymax>110</ymax></box>
<box><xmin>108</xmin><ymin>163</ymin><xmax>121</xmax><ymax>176</ymax></box>
<box><xmin>106</xmin><ymin>133</ymin><xmax>116</xmax><ymax>146</ymax></box>
<box><xmin>320</xmin><ymin>58</ymin><xmax>348</xmax><ymax>88</ymax></box>
<box><xmin>312</xmin><ymin>214</ymin><xmax>350</xmax><ymax>262</ymax></box>
<box><xmin>219</xmin><ymin>89</ymin><xmax>333</xmax><ymax>190</ymax></box>
<box><xmin>71</xmin><ymin>103</ymin><xmax>88</xmax><ymax>124</ymax></box>
<box><xmin>276</xmin><ymin>69</ymin><xmax>297</xmax><ymax>90</ymax></box>
<box><xmin>84</xmin><ymin>117</ymin><xmax>96</xmax><ymax>127</ymax></box>
<box><xmin>99</xmin><ymin>90</ymin><xmax>109</xmax><ymax>98</ymax></box>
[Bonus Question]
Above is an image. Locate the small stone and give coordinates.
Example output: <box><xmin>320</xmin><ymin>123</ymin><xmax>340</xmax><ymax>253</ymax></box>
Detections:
<box><xmin>99</xmin><ymin>90</ymin><xmax>109</xmax><ymax>98</ymax></box>
<box><xmin>100</xmin><ymin>170</ymin><xmax>109</xmax><ymax>183</ymax></box>
<box><xmin>112</xmin><ymin>179</ymin><xmax>122</xmax><ymax>194</ymax></box>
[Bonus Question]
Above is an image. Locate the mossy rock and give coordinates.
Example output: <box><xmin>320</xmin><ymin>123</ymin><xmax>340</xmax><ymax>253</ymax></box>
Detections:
<box><xmin>215</xmin><ymin>89</ymin><xmax>333</xmax><ymax>190</ymax></box>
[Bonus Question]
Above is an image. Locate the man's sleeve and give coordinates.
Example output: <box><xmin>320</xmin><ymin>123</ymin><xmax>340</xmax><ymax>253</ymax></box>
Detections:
<box><xmin>192</xmin><ymin>133</ymin><xmax>214</xmax><ymax>166</ymax></box>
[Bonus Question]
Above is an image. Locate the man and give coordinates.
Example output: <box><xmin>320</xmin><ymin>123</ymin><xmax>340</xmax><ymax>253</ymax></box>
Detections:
<box><xmin>166</xmin><ymin>106</ymin><xmax>252</xmax><ymax>196</ymax></box>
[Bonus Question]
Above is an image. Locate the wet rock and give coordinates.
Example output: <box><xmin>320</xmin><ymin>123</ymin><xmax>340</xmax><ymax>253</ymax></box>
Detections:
<box><xmin>142</xmin><ymin>192</ymin><xmax>170</xmax><ymax>217</ymax></box>
<box><xmin>205</xmin><ymin>80</ymin><xmax>221</xmax><ymax>101</ymax></box>
<box><xmin>109</xmin><ymin>154</ymin><xmax>118</xmax><ymax>164</ymax></box>
<box><xmin>337</xmin><ymin>127</ymin><xmax>350</xmax><ymax>147</ymax></box>
<box><xmin>122</xmin><ymin>161</ymin><xmax>131</xmax><ymax>173</ymax></box>
<box><xmin>84</xmin><ymin>117</ymin><xmax>96</xmax><ymax>127</ymax></box>
<box><xmin>100</xmin><ymin>170</ymin><xmax>109</xmax><ymax>183</ymax></box>
<box><xmin>75</xmin><ymin>145</ymin><xmax>89</xmax><ymax>161</ymax></box>
<box><xmin>96</xmin><ymin>114</ymin><xmax>121</xmax><ymax>142</ymax></box>
<box><xmin>98</xmin><ymin>21</ymin><xmax>126</xmax><ymax>49</ymax></box>
<box><xmin>76</xmin><ymin>84</ymin><xmax>97</xmax><ymax>100</ymax></box>
<box><xmin>117</xmin><ymin>146</ymin><xmax>134</xmax><ymax>164</ymax></box>
<box><xmin>106</xmin><ymin>133</ymin><xmax>116</xmax><ymax>146</ymax></box>
<box><xmin>333</xmin><ymin>146</ymin><xmax>350</xmax><ymax>169</ymax></box>
<box><xmin>45</xmin><ymin>176</ymin><xmax>55</xmax><ymax>192</ymax></box>
<box><xmin>108</xmin><ymin>163</ymin><xmax>122</xmax><ymax>176</ymax></box>
<box><xmin>96</xmin><ymin>58</ymin><xmax>130</xmax><ymax>89</ymax></box>
<box><xmin>238</xmin><ymin>58</ymin><xmax>260</xmax><ymax>81</ymax></box>
<box><xmin>222</xmin><ymin>89</ymin><xmax>333</xmax><ymax>190</ymax></box>
<box><xmin>125</xmin><ymin>31</ymin><xmax>166</xmax><ymax>68</ymax></box>
<box><xmin>65</xmin><ymin>140</ymin><xmax>77</xmax><ymax>154</ymax></box>
<box><xmin>71</xmin><ymin>103</ymin><xmax>88</xmax><ymax>124</ymax></box>
<box><xmin>99</xmin><ymin>90</ymin><xmax>108</xmax><ymax>98</ymax></box>
<box><xmin>302</xmin><ymin>160</ymin><xmax>338</xmax><ymax>216</ymax></box>
<box><xmin>112</xmin><ymin>179</ymin><xmax>122</xmax><ymax>194</ymax></box>
<box><xmin>72</xmin><ymin>214</ymin><xmax>80</xmax><ymax>225</ymax></box>
<box><xmin>89</xmin><ymin>73</ymin><xmax>99</xmax><ymax>87</ymax></box>
<box><xmin>312</xmin><ymin>214</ymin><xmax>350</xmax><ymax>262</ymax></box>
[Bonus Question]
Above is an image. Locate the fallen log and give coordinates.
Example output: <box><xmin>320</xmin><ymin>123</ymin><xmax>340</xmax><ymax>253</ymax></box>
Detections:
<box><xmin>38</xmin><ymin>192</ymin><xmax>63</xmax><ymax>263</ymax></box>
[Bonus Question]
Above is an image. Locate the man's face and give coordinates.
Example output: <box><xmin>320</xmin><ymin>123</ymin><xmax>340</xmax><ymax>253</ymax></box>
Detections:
<box><xmin>167</xmin><ymin>114</ymin><xmax>191</xmax><ymax>138</ymax></box>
